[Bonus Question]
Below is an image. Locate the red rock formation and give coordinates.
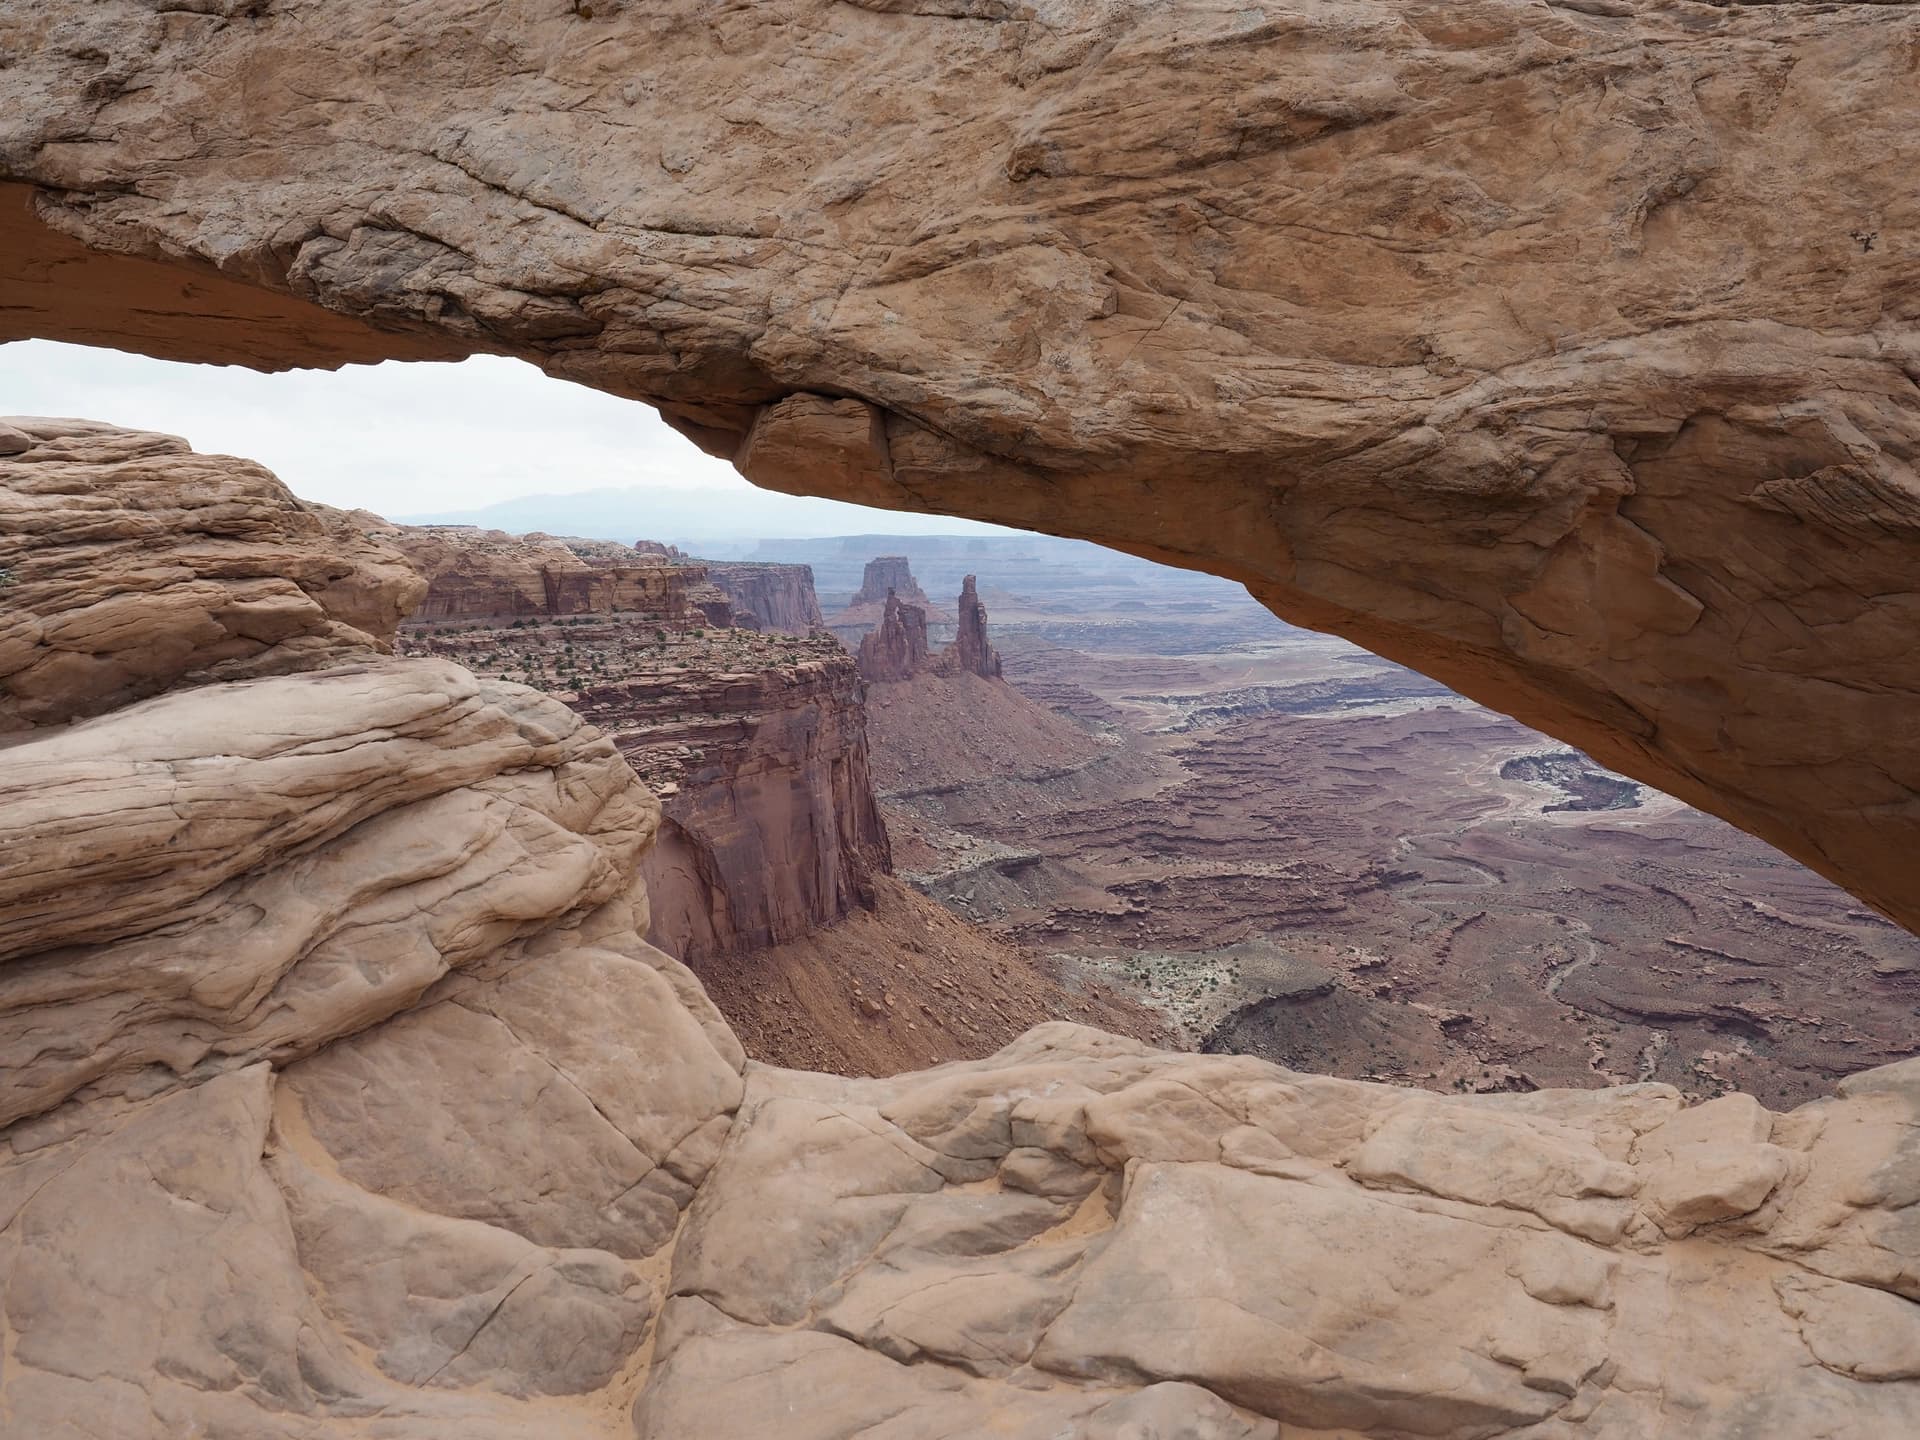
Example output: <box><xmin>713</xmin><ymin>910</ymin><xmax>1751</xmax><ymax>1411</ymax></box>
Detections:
<box><xmin>11</xmin><ymin>422</ymin><xmax>1920</xmax><ymax>1440</ymax></box>
<box><xmin>855</xmin><ymin>591</ymin><xmax>931</xmax><ymax>684</ymax></box>
<box><xmin>388</xmin><ymin>530</ymin><xmax>882</xmax><ymax>966</ymax></box>
<box><xmin>595</xmin><ymin>648</ymin><xmax>890</xmax><ymax>964</ymax></box>
<box><xmin>11</xmin><ymin>3</ymin><xmax>1918</xmax><ymax>927</ymax></box>
<box><xmin>829</xmin><ymin>556</ymin><xmax>954</xmax><ymax>629</ymax></box>
<box><xmin>703</xmin><ymin>562</ymin><xmax>826</xmax><ymax>635</ymax></box>
<box><xmin>396</xmin><ymin>607</ymin><xmax>892</xmax><ymax>968</ymax></box>
<box><xmin>857</xmin><ymin>577</ymin><xmax>1003</xmax><ymax>684</ymax></box>
<box><xmin>375</xmin><ymin>524</ymin><xmax>735</xmax><ymax>625</ymax></box>
<box><xmin>851</xmin><ymin>558</ymin><xmax>921</xmax><ymax>609</ymax></box>
<box><xmin>937</xmin><ymin>574</ymin><xmax>1002</xmax><ymax>680</ymax></box>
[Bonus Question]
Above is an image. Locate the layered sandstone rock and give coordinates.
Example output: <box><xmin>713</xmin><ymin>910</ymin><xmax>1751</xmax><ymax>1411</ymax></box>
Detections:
<box><xmin>392</xmin><ymin>606</ymin><xmax>889</xmax><ymax>967</ymax></box>
<box><xmin>704</xmin><ymin>560</ymin><xmax>827</xmax><ymax>635</ymax></box>
<box><xmin>831</xmin><ymin>556</ymin><xmax>954</xmax><ymax>629</ymax></box>
<box><xmin>391</xmin><ymin>555</ymin><xmax>1160</xmax><ymax>1073</ymax></box>
<box><xmin>3</xmin><ymin>421</ymin><xmax>1919</xmax><ymax>1437</ymax></box>
<box><xmin>610</xmin><ymin>650</ymin><xmax>892</xmax><ymax>964</ymax></box>
<box><xmin>858</xmin><ymin>576</ymin><xmax>1004</xmax><ymax>683</ymax></box>
<box><xmin>0</xmin><ymin>418</ymin><xmax>424</xmax><ymax>729</ymax></box>
<box><xmin>377</xmin><ymin>523</ymin><xmax>735</xmax><ymax>625</ymax></box>
<box><xmin>855</xmin><ymin>589</ymin><xmax>932</xmax><ymax>683</ymax></box>
<box><xmin>4</xmin><ymin>1</ymin><xmax>1915</xmax><ymax>926</ymax></box>
<box><xmin>944</xmin><ymin>573</ymin><xmax>1003</xmax><ymax>680</ymax></box>
<box><xmin>647</xmin><ymin>1031</ymin><xmax>1920</xmax><ymax>1440</ymax></box>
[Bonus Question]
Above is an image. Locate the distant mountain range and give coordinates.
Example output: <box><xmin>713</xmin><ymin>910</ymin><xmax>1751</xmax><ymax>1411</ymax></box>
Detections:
<box><xmin>395</xmin><ymin>484</ymin><xmax>1021</xmax><ymax>545</ymax></box>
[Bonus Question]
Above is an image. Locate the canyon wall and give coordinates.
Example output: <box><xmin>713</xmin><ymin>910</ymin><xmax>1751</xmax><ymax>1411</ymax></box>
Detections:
<box><xmin>5</xmin><ymin>423</ymin><xmax>1920</xmax><ymax>1438</ymax></box>
<box><xmin>703</xmin><ymin>560</ymin><xmax>826</xmax><ymax>635</ymax></box>
<box><xmin>392</xmin><ymin>543</ymin><xmax>1165</xmax><ymax>1074</ymax></box>
<box><xmin>388</xmin><ymin>528</ymin><xmax>888</xmax><ymax>966</ymax></box>
<box><xmin>380</xmin><ymin>524</ymin><xmax>736</xmax><ymax>625</ymax></box>
<box><xmin>4</xmin><ymin>1</ymin><xmax>1916</xmax><ymax>926</ymax></box>
<box><xmin>605</xmin><ymin>652</ymin><xmax>891</xmax><ymax>964</ymax></box>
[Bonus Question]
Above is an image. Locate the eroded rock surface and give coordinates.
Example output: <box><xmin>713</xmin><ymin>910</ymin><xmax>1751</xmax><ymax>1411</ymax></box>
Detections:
<box><xmin>947</xmin><ymin>573</ymin><xmax>1003</xmax><ymax>680</ymax></box>
<box><xmin>3</xmin><ymin>420</ymin><xmax>1920</xmax><ymax>1436</ymax></box>
<box><xmin>0</xmin><ymin>417</ymin><xmax>424</xmax><ymax>729</ymax></box>
<box><xmin>397</xmin><ymin>606</ymin><xmax>891</xmax><ymax>966</ymax></box>
<box><xmin>2</xmin><ymin>0</ymin><xmax>1916</xmax><ymax>924</ymax></box>
<box><xmin>620</xmin><ymin>650</ymin><xmax>892</xmax><ymax>964</ymax></box>
<box><xmin>858</xmin><ymin>574</ymin><xmax>1004</xmax><ymax>683</ymax></box>
<box><xmin>378</xmin><ymin>522</ymin><xmax>735</xmax><ymax>626</ymax></box>
<box><xmin>704</xmin><ymin>560</ymin><xmax>827</xmax><ymax>635</ymax></box>
<box><xmin>831</xmin><ymin>555</ymin><xmax>953</xmax><ymax>631</ymax></box>
<box><xmin>855</xmin><ymin>588</ymin><xmax>933</xmax><ymax>682</ymax></box>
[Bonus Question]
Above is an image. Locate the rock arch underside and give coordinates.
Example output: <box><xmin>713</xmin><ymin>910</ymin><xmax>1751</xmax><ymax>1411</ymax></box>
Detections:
<box><xmin>3</xmin><ymin>2</ymin><xmax>1920</xmax><ymax>1437</ymax></box>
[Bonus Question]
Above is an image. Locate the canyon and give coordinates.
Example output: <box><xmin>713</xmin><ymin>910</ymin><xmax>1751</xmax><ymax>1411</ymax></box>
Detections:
<box><xmin>3</xmin><ymin>1</ymin><xmax>1920</xmax><ymax>1433</ymax></box>
<box><xmin>4</xmin><ymin>0</ymin><xmax>1918</xmax><ymax>929</ymax></box>
<box><xmin>715</xmin><ymin>535</ymin><xmax>1918</xmax><ymax>1110</ymax></box>
<box><xmin>385</xmin><ymin>523</ymin><xmax>1165</xmax><ymax>1073</ymax></box>
<box><xmin>4</xmin><ymin>421</ymin><xmax>1919</xmax><ymax>1440</ymax></box>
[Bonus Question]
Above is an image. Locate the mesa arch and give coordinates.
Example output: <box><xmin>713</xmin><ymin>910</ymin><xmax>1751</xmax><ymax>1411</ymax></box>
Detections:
<box><xmin>2</xmin><ymin>0</ymin><xmax>1917</xmax><ymax>930</ymax></box>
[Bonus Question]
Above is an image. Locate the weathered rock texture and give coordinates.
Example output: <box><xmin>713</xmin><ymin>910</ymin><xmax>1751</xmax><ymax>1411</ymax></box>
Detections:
<box><xmin>609</xmin><ymin>651</ymin><xmax>892</xmax><ymax>964</ymax></box>
<box><xmin>947</xmin><ymin>573</ymin><xmax>1003</xmax><ymax>680</ymax></box>
<box><xmin>393</xmin><ymin>577</ymin><xmax>890</xmax><ymax>966</ymax></box>
<box><xmin>395</xmin><ymin>568</ymin><xmax>1159</xmax><ymax>1074</ymax></box>
<box><xmin>0</xmin><ymin>417</ymin><xmax>425</xmax><ymax>730</ymax></box>
<box><xmin>704</xmin><ymin>561</ymin><xmax>827</xmax><ymax>635</ymax></box>
<box><xmin>4</xmin><ymin>0</ymin><xmax>1916</xmax><ymax>926</ymax></box>
<box><xmin>855</xmin><ymin>589</ymin><xmax>933</xmax><ymax>683</ymax></box>
<box><xmin>831</xmin><ymin>555</ymin><xmax>955</xmax><ymax>631</ymax></box>
<box><xmin>858</xmin><ymin>576</ymin><xmax>1006</xmax><ymax>683</ymax></box>
<box><xmin>4</xmin><ymin>421</ymin><xmax>1920</xmax><ymax>1437</ymax></box>
<box><xmin>379</xmin><ymin>523</ymin><xmax>734</xmax><ymax>625</ymax></box>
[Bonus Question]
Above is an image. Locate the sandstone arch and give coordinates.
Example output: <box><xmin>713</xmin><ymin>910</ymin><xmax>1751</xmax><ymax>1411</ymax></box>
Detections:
<box><xmin>3</xmin><ymin>0</ymin><xmax>1916</xmax><ymax>927</ymax></box>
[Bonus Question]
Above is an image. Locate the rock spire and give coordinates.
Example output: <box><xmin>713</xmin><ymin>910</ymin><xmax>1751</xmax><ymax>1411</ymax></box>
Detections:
<box><xmin>944</xmin><ymin>574</ymin><xmax>1002</xmax><ymax>680</ymax></box>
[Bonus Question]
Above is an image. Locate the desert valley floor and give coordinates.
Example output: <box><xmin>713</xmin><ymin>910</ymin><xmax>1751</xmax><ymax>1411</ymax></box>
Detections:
<box><xmin>407</xmin><ymin>527</ymin><xmax>1920</xmax><ymax>1109</ymax></box>
<box><xmin>871</xmin><ymin>545</ymin><xmax>1920</xmax><ymax>1110</ymax></box>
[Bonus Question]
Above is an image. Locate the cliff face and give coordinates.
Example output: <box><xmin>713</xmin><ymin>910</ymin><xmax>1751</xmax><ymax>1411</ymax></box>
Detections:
<box><xmin>856</xmin><ymin>577</ymin><xmax>1002</xmax><ymax>684</ymax></box>
<box><xmin>6</xmin><ymin>422</ymin><xmax>1920</xmax><ymax>1439</ymax></box>
<box><xmin>382</xmin><ymin>524</ymin><xmax>735</xmax><ymax>625</ymax></box>
<box><xmin>5</xmin><ymin>2</ymin><xmax>1915</xmax><ymax>926</ymax></box>
<box><xmin>854</xmin><ymin>590</ymin><xmax>931</xmax><ymax>683</ymax></box>
<box><xmin>607</xmin><ymin>650</ymin><xmax>892</xmax><ymax>964</ymax></box>
<box><xmin>395</xmin><ymin>608</ymin><xmax>891</xmax><ymax>967</ymax></box>
<box><xmin>831</xmin><ymin>556</ymin><xmax>954</xmax><ymax>629</ymax></box>
<box><xmin>703</xmin><ymin>561</ymin><xmax>826</xmax><ymax>635</ymax></box>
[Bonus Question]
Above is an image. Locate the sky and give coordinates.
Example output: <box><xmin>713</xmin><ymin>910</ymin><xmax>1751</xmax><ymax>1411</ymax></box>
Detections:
<box><xmin>0</xmin><ymin>339</ymin><xmax>1014</xmax><ymax>540</ymax></box>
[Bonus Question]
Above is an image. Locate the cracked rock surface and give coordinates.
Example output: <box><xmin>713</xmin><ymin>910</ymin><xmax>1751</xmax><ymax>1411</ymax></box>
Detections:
<box><xmin>2</xmin><ymin>0</ymin><xmax>1917</xmax><ymax>927</ymax></box>
<box><xmin>2</xmin><ymin>423</ymin><xmax>1918</xmax><ymax>1436</ymax></box>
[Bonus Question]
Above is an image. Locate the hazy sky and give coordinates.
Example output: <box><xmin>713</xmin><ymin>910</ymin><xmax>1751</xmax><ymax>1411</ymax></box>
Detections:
<box><xmin>0</xmin><ymin>339</ymin><xmax>1010</xmax><ymax>536</ymax></box>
